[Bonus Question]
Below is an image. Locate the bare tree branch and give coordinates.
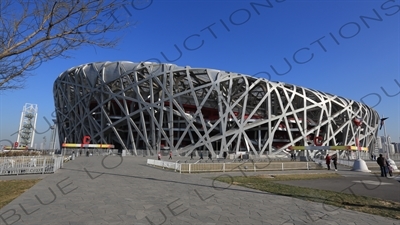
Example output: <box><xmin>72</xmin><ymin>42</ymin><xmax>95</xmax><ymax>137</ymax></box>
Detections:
<box><xmin>0</xmin><ymin>0</ymin><xmax>141</xmax><ymax>91</ymax></box>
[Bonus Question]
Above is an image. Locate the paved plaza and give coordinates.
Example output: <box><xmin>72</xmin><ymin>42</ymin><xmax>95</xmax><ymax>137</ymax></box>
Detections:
<box><xmin>1</xmin><ymin>155</ymin><xmax>399</xmax><ymax>225</ymax></box>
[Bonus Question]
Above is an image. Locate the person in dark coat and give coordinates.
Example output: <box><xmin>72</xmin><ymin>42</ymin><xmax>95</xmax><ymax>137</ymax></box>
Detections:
<box><xmin>325</xmin><ymin>154</ymin><xmax>331</xmax><ymax>170</ymax></box>
<box><xmin>377</xmin><ymin>154</ymin><xmax>387</xmax><ymax>177</ymax></box>
<box><xmin>332</xmin><ymin>154</ymin><xmax>338</xmax><ymax>171</ymax></box>
<box><xmin>199</xmin><ymin>152</ymin><xmax>203</xmax><ymax>160</ymax></box>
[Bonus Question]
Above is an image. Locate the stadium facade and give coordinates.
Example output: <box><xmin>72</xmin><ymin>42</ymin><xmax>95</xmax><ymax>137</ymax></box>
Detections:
<box><xmin>54</xmin><ymin>61</ymin><xmax>380</xmax><ymax>156</ymax></box>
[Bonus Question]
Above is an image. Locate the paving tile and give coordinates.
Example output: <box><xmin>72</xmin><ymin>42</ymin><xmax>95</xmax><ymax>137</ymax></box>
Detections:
<box><xmin>1</xmin><ymin>156</ymin><xmax>399</xmax><ymax>225</ymax></box>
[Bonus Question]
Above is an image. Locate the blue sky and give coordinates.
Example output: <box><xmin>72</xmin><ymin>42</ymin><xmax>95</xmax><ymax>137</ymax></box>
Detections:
<box><xmin>0</xmin><ymin>0</ymin><xmax>399</xmax><ymax>148</ymax></box>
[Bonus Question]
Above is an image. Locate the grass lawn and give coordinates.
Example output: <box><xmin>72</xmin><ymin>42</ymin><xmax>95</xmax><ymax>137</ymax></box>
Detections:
<box><xmin>0</xmin><ymin>179</ymin><xmax>42</xmax><ymax>209</ymax></box>
<box><xmin>214</xmin><ymin>173</ymin><xmax>400</xmax><ymax>220</ymax></box>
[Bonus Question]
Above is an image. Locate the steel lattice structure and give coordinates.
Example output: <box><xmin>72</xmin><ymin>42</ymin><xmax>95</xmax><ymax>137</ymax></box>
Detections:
<box><xmin>16</xmin><ymin>103</ymin><xmax>38</xmax><ymax>148</ymax></box>
<box><xmin>54</xmin><ymin>61</ymin><xmax>380</xmax><ymax>156</ymax></box>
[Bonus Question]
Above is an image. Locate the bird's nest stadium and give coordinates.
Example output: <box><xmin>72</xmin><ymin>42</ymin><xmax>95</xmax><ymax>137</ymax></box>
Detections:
<box><xmin>54</xmin><ymin>61</ymin><xmax>380</xmax><ymax>157</ymax></box>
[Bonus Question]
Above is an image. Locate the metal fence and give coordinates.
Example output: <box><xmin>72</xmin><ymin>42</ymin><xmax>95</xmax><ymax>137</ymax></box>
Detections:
<box><xmin>313</xmin><ymin>156</ymin><xmax>400</xmax><ymax>170</ymax></box>
<box><xmin>147</xmin><ymin>159</ymin><xmax>321</xmax><ymax>173</ymax></box>
<box><xmin>61</xmin><ymin>148</ymin><xmax>112</xmax><ymax>156</ymax></box>
<box><xmin>0</xmin><ymin>156</ymin><xmax>63</xmax><ymax>176</ymax></box>
<box><xmin>146</xmin><ymin>159</ymin><xmax>181</xmax><ymax>171</ymax></box>
<box><xmin>61</xmin><ymin>149</ymin><xmax>158</xmax><ymax>156</ymax></box>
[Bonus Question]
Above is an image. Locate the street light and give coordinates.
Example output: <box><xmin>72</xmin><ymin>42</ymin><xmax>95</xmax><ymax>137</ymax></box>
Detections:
<box><xmin>353</xmin><ymin>117</ymin><xmax>362</xmax><ymax>159</ymax></box>
<box><xmin>387</xmin><ymin>136</ymin><xmax>391</xmax><ymax>156</ymax></box>
<box><xmin>380</xmin><ymin>115</ymin><xmax>398</xmax><ymax>172</ymax></box>
<box><xmin>351</xmin><ymin>116</ymin><xmax>370</xmax><ymax>172</ymax></box>
<box><xmin>49</xmin><ymin>119</ymin><xmax>57</xmax><ymax>154</ymax></box>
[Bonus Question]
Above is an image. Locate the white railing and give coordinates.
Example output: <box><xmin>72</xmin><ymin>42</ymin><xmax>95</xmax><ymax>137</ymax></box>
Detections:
<box><xmin>337</xmin><ymin>159</ymin><xmax>354</xmax><ymax>167</ymax></box>
<box><xmin>147</xmin><ymin>159</ymin><xmax>320</xmax><ymax>173</ymax></box>
<box><xmin>313</xmin><ymin>158</ymin><xmax>353</xmax><ymax>167</ymax></box>
<box><xmin>0</xmin><ymin>156</ymin><xmax>63</xmax><ymax>176</ymax></box>
<box><xmin>147</xmin><ymin>159</ymin><xmax>181</xmax><ymax>172</ymax></box>
<box><xmin>313</xmin><ymin>158</ymin><xmax>387</xmax><ymax>170</ymax></box>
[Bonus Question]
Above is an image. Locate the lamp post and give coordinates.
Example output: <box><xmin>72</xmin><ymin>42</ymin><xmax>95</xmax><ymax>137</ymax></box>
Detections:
<box><xmin>50</xmin><ymin>119</ymin><xmax>57</xmax><ymax>155</ymax></box>
<box><xmin>43</xmin><ymin>136</ymin><xmax>46</xmax><ymax>153</ymax></box>
<box><xmin>356</xmin><ymin>126</ymin><xmax>361</xmax><ymax>159</ymax></box>
<box><xmin>351</xmin><ymin>116</ymin><xmax>370</xmax><ymax>172</ymax></box>
<box><xmin>387</xmin><ymin>136</ymin><xmax>391</xmax><ymax>159</ymax></box>
<box><xmin>381</xmin><ymin>116</ymin><xmax>398</xmax><ymax>171</ymax></box>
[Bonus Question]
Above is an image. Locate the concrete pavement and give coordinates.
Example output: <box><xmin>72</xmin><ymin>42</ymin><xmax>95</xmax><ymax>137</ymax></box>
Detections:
<box><xmin>0</xmin><ymin>155</ymin><xmax>399</xmax><ymax>225</ymax></box>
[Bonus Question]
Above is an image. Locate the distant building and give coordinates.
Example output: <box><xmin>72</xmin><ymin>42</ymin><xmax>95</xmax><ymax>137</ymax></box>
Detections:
<box><xmin>388</xmin><ymin>143</ymin><xmax>395</xmax><ymax>154</ymax></box>
<box><xmin>375</xmin><ymin>137</ymin><xmax>382</xmax><ymax>153</ymax></box>
<box><xmin>378</xmin><ymin>136</ymin><xmax>397</xmax><ymax>154</ymax></box>
<box><xmin>377</xmin><ymin>136</ymin><xmax>383</xmax><ymax>148</ymax></box>
<box><xmin>392</xmin><ymin>142</ymin><xmax>400</xmax><ymax>153</ymax></box>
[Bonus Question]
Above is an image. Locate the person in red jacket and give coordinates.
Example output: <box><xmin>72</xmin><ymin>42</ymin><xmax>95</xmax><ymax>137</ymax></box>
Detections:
<box><xmin>325</xmin><ymin>154</ymin><xmax>331</xmax><ymax>170</ymax></box>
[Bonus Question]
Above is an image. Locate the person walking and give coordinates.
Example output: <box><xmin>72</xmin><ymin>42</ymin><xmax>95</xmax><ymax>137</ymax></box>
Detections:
<box><xmin>208</xmin><ymin>152</ymin><xmax>212</xmax><ymax>160</ymax></box>
<box><xmin>199</xmin><ymin>151</ymin><xmax>203</xmax><ymax>160</ymax></box>
<box><xmin>158</xmin><ymin>152</ymin><xmax>161</xmax><ymax>160</ymax></box>
<box><xmin>169</xmin><ymin>151</ymin><xmax>172</xmax><ymax>160</ymax></box>
<box><xmin>190</xmin><ymin>152</ymin><xmax>194</xmax><ymax>160</ymax></box>
<box><xmin>332</xmin><ymin>154</ymin><xmax>338</xmax><ymax>171</ymax></box>
<box><xmin>376</xmin><ymin>154</ymin><xmax>387</xmax><ymax>177</ymax></box>
<box><xmin>325</xmin><ymin>154</ymin><xmax>331</xmax><ymax>170</ymax></box>
<box><xmin>386</xmin><ymin>160</ymin><xmax>393</xmax><ymax>177</ymax></box>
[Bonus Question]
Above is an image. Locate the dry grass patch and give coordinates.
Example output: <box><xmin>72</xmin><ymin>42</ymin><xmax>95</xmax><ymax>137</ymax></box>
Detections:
<box><xmin>267</xmin><ymin>173</ymin><xmax>341</xmax><ymax>180</ymax></box>
<box><xmin>213</xmin><ymin>173</ymin><xmax>400</xmax><ymax>220</ymax></box>
<box><xmin>0</xmin><ymin>179</ymin><xmax>41</xmax><ymax>209</ymax></box>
